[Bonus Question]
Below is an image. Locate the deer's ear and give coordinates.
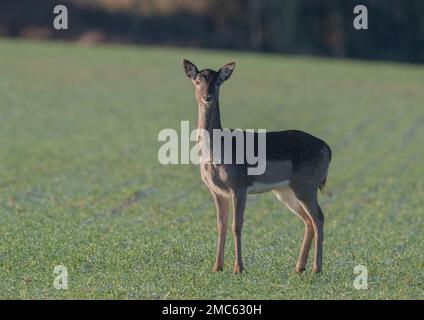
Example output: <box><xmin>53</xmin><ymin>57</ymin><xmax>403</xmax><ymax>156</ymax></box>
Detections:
<box><xmin>182</xmin><ymin>59</ymin><xmax>198</xmax><ymax>80</ymax></box>
<box><xmin>218</xmin><ymin>61</ymin><xmax>236</xmax><ymax>82</ymax></box>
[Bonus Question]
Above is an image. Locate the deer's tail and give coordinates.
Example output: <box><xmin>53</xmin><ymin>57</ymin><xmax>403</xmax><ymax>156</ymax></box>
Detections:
<box><xmin>319</xmin><ymin>144</ymin><xmax>332</xmax><ymax>193</ymax></box>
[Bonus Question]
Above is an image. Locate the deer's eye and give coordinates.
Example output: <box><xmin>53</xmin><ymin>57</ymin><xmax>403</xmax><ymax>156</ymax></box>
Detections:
<box><xmin>195</xmin><ymin>80</ymin><xmax>200</xmax><ymax>85</ymax></box>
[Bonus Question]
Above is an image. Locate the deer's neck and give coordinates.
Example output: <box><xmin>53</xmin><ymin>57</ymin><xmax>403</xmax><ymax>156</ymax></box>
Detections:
<box><xmin>197</xmin><ymin>101</ymin><xmax>222</xmax><ymax>133</ymax></box>
<box><xmin>197</xmin><ymin>101</ymin><xmax>222</xmax><ymax>162</ymax></box>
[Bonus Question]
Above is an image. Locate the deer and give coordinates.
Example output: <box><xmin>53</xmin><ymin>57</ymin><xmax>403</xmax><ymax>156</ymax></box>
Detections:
<box><xmin>182</xmin><ymin>59</ymin><xmax>332</xmax><ymax>274</ymax></box>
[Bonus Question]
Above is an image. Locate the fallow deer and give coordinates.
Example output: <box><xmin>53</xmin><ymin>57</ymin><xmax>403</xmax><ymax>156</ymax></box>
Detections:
<box><xmin>182</xmin><ymin>59</ymin><xmax>332</xmax><ymax>274</ymax></box>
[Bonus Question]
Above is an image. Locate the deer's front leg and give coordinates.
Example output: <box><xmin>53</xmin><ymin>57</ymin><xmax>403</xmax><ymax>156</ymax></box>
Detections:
<box><xmin>212</xmin><ymin>193</ymin><xmax>229</xmax><ymax>272</ymax></box>
<box><xmin>232</xmin><ymin>189</ymin><xmax>247</xmax><ymax>274</ymax></box>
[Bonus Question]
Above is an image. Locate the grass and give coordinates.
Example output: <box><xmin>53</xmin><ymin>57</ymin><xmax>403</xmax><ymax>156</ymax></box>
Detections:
<box><xmin>0</xmin><ymin>38</ymin><xmax>423</xmax><ymax>299</ymax></box>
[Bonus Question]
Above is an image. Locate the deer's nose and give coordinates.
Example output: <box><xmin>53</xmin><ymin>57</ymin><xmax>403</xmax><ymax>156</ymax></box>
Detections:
<box><xmin>203</xmin><ymin>95</ymin><xmax>213</xmax><ymax>102</ymax></box>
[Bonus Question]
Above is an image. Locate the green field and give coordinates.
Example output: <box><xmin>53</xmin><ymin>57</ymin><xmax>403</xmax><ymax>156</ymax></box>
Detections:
<box><xmin>0</xmin><ymin>39</ymin><xmax>423</xmax><ymax>299</ymax></box>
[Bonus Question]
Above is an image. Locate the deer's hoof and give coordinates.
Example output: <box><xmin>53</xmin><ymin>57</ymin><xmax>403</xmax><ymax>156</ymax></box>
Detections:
<box><xmin>234</xmin><ymin>265</ymin><xmax>244</xmax><ymax>274</ymax></box>
<box><xmin>312</xmin><ymin>266</ymin><xmax>322</xmax><ymax>273</ymax></box>
<box><xmin>212</xmin><ymin>265</ymin><xmax>223</xmax><ymax>272</ymax></box>
<box><xmin>295</xmin><ymin>266</ymin><xmax>306</xmax><ymax>274</ymax></box>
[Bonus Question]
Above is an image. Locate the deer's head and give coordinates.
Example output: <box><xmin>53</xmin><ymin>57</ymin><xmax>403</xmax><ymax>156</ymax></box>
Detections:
<box><xmin>182</xmin><ymin>59</ymin><xmax>235</xmax><ymax>107</ymax></box>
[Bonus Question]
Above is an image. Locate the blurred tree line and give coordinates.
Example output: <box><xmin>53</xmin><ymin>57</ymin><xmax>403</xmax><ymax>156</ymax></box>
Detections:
<box><xmin>1</xmin><ymin>0</ymin><xmax>423</xmax><ymax>63</ymax></box>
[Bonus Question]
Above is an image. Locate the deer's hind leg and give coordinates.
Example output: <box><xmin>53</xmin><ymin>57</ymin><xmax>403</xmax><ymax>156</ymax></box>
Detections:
<box><xmin>295</xmin><ymin>190</ymin><xmax>324</xmax><ymax>273</ymax></box>
<box><xmin>273</xmin><ymin>187</ymin><xmax>314</xmax><ymax>273</ymax></box>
